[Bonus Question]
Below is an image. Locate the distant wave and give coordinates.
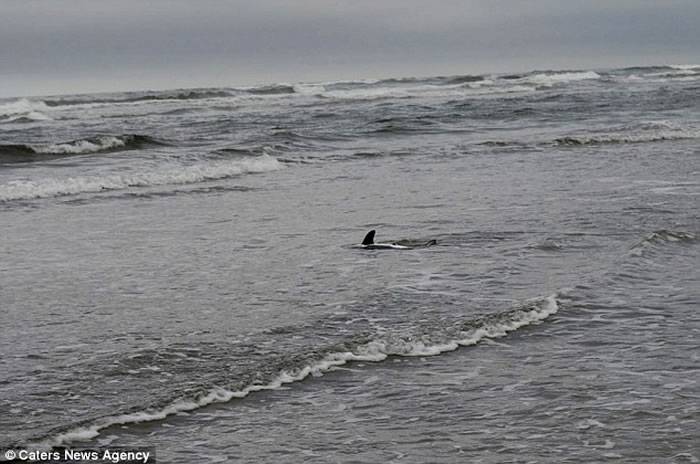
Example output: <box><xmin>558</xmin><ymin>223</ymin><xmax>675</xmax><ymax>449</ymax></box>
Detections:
<box><xmin>214</xmin><ymin>147</ymin><xmax>261</xmax><ymax>157</ymax></box>
<box><xmin>41</xmin><ymin>84</ymin><xmax>297</xmax><ymax>108</ymax></box>
<box><xmin>15</xmin><ymin>67</ymin><xmax>674</xmax><ymax>113</ymax></box>
<box><xmin>443</xmin><ymin>75</ymin><xmax>486</xmax><ymax>85</ymax></box>
<box><xmin>523</xmin><ymin>71</ymin><xmax>601</xmax><ymax>87</ymax></box>
<box><xmin>669</xmin><ymin>64</ymin><xmax>700</xmax><ymax>72</ymax></box>
<box><xmin>617</xmin><ymin>65</ymin><xmax>675</xmax><ymax>73</ymax></box>
<box><xmin>370</xmin><ymin>75</ymin><xmax>485</xmax><ymax>86</ymax></box>
<box><xmin>331</xmin><ymin>67</ymin><xmax>696</xmax><ymax>96</ymax></box>
<box><xmin>0</xmin><ymin>98</ymin><xmax>52</xmax><ymax>123</ymax></box>
<box><xmin>0</xmin><ymin>134</ymin><xmax>163</xmax><ymax>163</ymax></box>
<box><xmin>32</xmin><ymin>295</ymin><xmax>558</xmax><ymax>448</ymax></box>
<box><xmin>43</xmin><ymin>90</ymin><xmax>236</xmax><ymax>107</ymax></box>
<box><xmin>244</xmin><ymin>84</ymin><xmax>297</xmax><ymax>95</ymax></box>
<box><xmin>5</xmin><ymin>65</ymin><xmax>694</xmax><ymax>115</ymax></box>
<box><xmin>0</xmin><ymin>154</ymin><xmax>282</xmax><ymax>201</ymax></box>
<box><xmin>611</xmin><ymin>65</ymin><xmax>699</xmax><ymax>83</ymax></box>
<box><xmin>376</xmin><ymin>76</ymin><xmax>426</xmax><ymax>85</ymax></box>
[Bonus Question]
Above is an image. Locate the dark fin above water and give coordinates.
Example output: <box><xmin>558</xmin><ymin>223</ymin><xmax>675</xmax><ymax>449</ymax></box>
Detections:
<box><xmin>362</xmin><ymin>230</ymin><xmax>376</xmax><ymax>245</ymax></box>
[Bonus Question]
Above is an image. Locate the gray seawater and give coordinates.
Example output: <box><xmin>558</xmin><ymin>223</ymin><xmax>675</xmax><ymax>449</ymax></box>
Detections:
<box><xmin>1</xmin><ymin>66</ymin><xmax>699</xmax><ymax>463</ymax></box>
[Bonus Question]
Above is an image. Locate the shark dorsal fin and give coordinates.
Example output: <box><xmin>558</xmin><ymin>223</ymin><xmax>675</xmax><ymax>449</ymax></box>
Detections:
<box><xmin>362</xmin><ymin>230</ymin><xmax>376</xmax><ymax>245</ymax></box>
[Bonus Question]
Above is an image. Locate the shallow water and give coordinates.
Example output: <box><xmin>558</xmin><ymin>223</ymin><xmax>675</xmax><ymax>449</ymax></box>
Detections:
<box><xmin>1</xmin><ymin>65</ymin><xmax>699</xmax><ymax>462</ymax></box>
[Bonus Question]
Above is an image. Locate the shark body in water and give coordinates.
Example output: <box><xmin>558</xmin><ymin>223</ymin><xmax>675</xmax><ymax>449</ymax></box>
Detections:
<box><xmin>356</xmin><ymin>230</ymin><xmax>438</xmax><ymax>250</ymax></box>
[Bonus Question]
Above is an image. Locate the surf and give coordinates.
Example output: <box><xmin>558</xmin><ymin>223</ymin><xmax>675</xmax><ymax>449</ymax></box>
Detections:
<box><xmin>30</xmin><ymin>295</ymin><xmax>559</xmax><ymax>449</ymax></box>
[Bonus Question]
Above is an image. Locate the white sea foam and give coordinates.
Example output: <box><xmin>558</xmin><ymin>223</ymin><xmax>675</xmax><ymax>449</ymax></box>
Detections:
<box><xmin>622</xmin><ymin>74</ymin><xmax>644</xmax><ymax>82</ymax></box>
<box><xmin>465</xmin><ymin>78</ymin><xmax>495</xmax><ymax>89</ymax></box>
<box><xmin>646</xmin><ymin>69</ymin><xmax>699</xmax><ymax>78</ymax></box>
<box><xmin>670</xmin><ymin>64</ymin><xmax>700</xmax><ymax>71</ymax></box>
<box><xmin>3</xmin><ymin>111</ymin><xmax>53</xmax><ymax>122</ymax></box>
<box><xmin>320</xmin><ymin>86</ymin><xmax>414</xmax><ymax>100</ymax></box>
<box><xmin>293</xmin><ymin>83</ymin><xmax>326</xmax><ymax>96</ymax></box>
<box><xmin>501</xmin><ymin>84</ymin><xmax>537</xmax><ymax>93</ymax></box>
<box><xmin>35</xmin><ymin>136</ymin><xmax>132</xmax><ymax>154</ymax></box>
<box><xmin>35</xmin><ymin>295</ymin><xmax>558</xmax><ymax>448</ymax></box>
<box><xmin>525</xmin><ymin>71</ymin><xmax>601</xmax><ymax>87</ymax></box>
<box><xmin>459</xmin><ymin>78</ymin><xmax>537</xmax><ymax>95</ymax></box>
<box><xmin>0</xmin><ymin>98</ymin><xmax>52</xmax><ymax>122</ymax></box>
<box><xmin>320</xmin><ymin>83</ymin><xmax>495</xmax><ymax>100</ymax></box>
<box><xmin>0</xmin><ymin>98</ymin><xmax>50</xmax><ymax>116</ymax></box>
<box><xmin>0</xmin><ymin>155</ymin><xmax>283</xmax><ymax>201</ymax></box>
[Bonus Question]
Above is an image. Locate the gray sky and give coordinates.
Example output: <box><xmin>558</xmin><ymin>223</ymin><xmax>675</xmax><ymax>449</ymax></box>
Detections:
<box><xmin>1</xmin><ymin>0</ymin><xmax>699</xmax><ymax>98</ymax></box>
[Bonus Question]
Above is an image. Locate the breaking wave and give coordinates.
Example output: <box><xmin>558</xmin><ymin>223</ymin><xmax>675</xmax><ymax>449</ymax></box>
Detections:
<box><xmin>0</xmin><ymin>98</ymin><xmax>52</xmax><ymax>123</ymax></box>
<box><xmin>41</xmin><ymin>84</ymin><xmax>296</xmax><ymax>108</ymax></box>
<box><xmin>244</xmin><ymin>84</ymin><xmax>297</xmax><ymax>95</ymax></box>
<box><xmin>0</xmin><ymin>154</ymin><xmax>283</xmax><ymax>201</ymax></box>
<box><xmin>9</xmin><ymin>65</ymin><xmax>691</xmax><ymax>114</ymax></box>
<box><xmin>444</xmin><ymin>75</ymin><xmax>486</xmax><ymax>85</ymax></box>
<box><xmin>670</xmin><ymin>64</ymin><xmax>700</xmax><ymax>70</ymax></box>
<box><xmin>0</xmin><ymin>135</ymin><xmax>163</xmax><ymax>163</ymax></box>
<box><xmin>43</xmin><ymin>90</ymin><xmax>235</xmax><ymax>107</ymax></box>
<box><xmin>33</xmin><ymin>295</ymin><xmax>558</xmax><ymax>448</ymax></box>
<box><xmin>523</xmin><ymin>71</ymin><xmax>601</xmax><ymax>87</ymax></box>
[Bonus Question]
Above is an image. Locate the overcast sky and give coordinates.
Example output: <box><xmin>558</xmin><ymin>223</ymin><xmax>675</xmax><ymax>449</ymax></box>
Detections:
<box><xmin>1</xmin><ymin>0</ymin><xmax>699</xmax><ymax>98</ymax></box>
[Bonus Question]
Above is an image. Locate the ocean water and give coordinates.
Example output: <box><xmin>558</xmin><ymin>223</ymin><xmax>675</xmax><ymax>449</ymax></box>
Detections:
<box><xmin>1</xmin><ymin>65</ymin><xmax>699</xmax><ymax>463</ymax></box>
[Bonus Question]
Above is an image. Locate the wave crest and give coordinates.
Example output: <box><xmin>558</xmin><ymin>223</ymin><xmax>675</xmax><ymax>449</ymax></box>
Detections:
<box><xmin>524</xmin><ymin>71</ymin><xmax>601</xmax><ymax>87</ymax></box>
<box><xmin>670</xmin><ymin>64</ymin><xmax>700</xmax><ymax>70</ymax></box>
<box><xmin>554</xmin><ymin>127</ymin><xmax>698</xmax><ymax>146</ymax></box>
<box><xmin>0</xmin><ymin>154</ymin><xmax>283</xmax><ymax>201</ymax></box>
<box><xmin>0</xmin><ymin>99</ymin><xmax>52</xmax><ymax>123</ymax></box>
<box><xmin>245</xmin><ymin>84</ymin><xmax>297</xmax><ymax>95</ymax></box>
<box><xmin>0</xmin><ymin>135</ymin><xmax>163</xmax><ymax>163</ymax></box>
<box><xmin>38</xmin><ymin>134</ymin><xmax>161</xmax><ymax>155</ymax></box>
<box><xmin>31</xmin><ymin>295</ymin><xmax>558</xmax><ymax>448</ymax></box>
<box><xmin>635</xmin><ymin>229</ymin><xmax>696</xmax><ymax>247</ymax></box>
<box><xmin>43</xmin><ymin>90</ymin><xmax>234</xmax><ymax>107</ymax></box>
<box><xmin>41</xmin><ymin>85</ymin><xmax>297</xmax><ymax>108</ymax></box>
<box><xmin>482</xmin><ymin>122</ymin><xmax>699</xmax><ymax>149</ymax></box>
